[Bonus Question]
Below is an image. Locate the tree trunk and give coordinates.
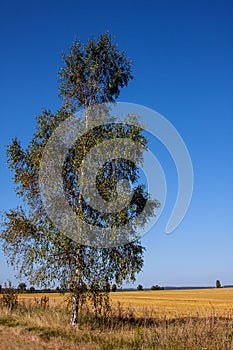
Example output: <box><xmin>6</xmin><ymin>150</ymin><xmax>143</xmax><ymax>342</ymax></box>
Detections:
<box><xmin>71</xmin><ymin>248</ymin><xmax>83</xmax><ymax>326</ymax></box>
<box><xmin>70</xmin><ymin>110</ymin><xmax>88</xmax><ymax>327</ymax></box>
<box><xmin>71</xmin><ymin>292</ymin><xmax>80</xmax><ymax>326</ymax></box>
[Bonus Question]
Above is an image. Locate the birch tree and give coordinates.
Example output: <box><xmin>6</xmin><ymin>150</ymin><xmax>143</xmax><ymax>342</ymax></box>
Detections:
<box><xmin>1</xmin><ymin>33</ymin><xmax>159</xmax><ymax>325</ymax></box>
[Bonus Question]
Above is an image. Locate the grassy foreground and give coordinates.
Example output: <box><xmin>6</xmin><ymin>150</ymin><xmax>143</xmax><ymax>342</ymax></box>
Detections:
<box><xmin>0</xmin><ymin>288</ymin><xmax>232</xmax><ymax>349</ymax></box>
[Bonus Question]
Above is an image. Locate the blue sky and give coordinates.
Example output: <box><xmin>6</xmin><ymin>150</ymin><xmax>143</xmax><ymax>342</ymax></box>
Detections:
<box><xmin>0</xmin><ymin>0</ymin><xmax>232</xmax><ymax>288</ymax></box>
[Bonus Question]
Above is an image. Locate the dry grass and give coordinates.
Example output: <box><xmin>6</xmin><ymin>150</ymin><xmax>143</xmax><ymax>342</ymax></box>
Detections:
<box><xmin>0</xmin><ymin>288</ymin><xmax>232</xmax><ymax>349</ymax></box>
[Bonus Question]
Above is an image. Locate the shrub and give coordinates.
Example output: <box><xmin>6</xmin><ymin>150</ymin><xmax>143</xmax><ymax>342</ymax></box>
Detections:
<box><xmin>0</xmin><ymin>282</ymin><xmax>18</xmax><ymax>311</ymax></box>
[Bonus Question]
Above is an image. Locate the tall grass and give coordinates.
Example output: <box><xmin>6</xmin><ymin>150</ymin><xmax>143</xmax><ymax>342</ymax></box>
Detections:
<box><xmin>0</xmin><ymin>296</ymin><xmax>232</xmax><ymax>349</ymax></box>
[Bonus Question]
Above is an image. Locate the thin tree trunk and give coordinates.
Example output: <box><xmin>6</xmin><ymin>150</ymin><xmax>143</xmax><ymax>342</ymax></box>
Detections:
<box><xmin>71</xmin><ymin>104</ymin><xmax>89</xmax><ymax>327</ymax></box>
<box><xmin>71</xmin><ymin>292</ymin><xmax>80</xmax><ymax>326</ymax></box>
<box><xmin>71</xmin><ymin>246</ymin><xmax>83</xmax><ymax>326</ymax></box>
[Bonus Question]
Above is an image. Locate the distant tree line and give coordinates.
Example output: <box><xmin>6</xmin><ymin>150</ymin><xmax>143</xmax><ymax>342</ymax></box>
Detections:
<box><xmin>0</xmin><ymin>282</ymin><xmax>120</xmax><ymax>294</ymax></box>
<box><xmin>0</xmin><ymin>283</ymin><xmax>62</xmax><ymax>294</ymax></box>
<box><xmin>0</xmin><ymin>280</ymin><xmax>227</xmax><ymax>294</ymax></box>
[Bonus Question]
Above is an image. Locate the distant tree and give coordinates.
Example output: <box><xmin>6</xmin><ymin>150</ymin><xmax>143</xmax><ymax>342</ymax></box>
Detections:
<box><xmin>216</xmin><ymin>280</ymin><xmax>221</xmax><ymax>288</ymax></box>
<box><xmin>112</xmin><ymin>284</ymin><xmax>117</xmax><ymax>292</ymax></box>
<box><xmin>151</xmin><ymin>285</ymin><xmax>164</xmax><ymax>290</ymax></box>
<box><xmin>29</xmin><ymin>286</ymin><xmax>36</xmax><ymax>293</ymax></box>
<box><xmin>151</xmin><ymin>285</ymin><xmax>158</xmax><ymax>290</ymax></box>
<box><xmin>137</xmin><ymin>284</ymin><xmax>143</xmax><ymax>291</ymax></box>
<box><xmin>18</xmin><ymin>282</ymin><xmax>27</xmax><ymax>293</ymax></box>
<box><xmin>0</xmin><ymin>284</ymin><xmax>2</xmax><ymax>294</ymax></box>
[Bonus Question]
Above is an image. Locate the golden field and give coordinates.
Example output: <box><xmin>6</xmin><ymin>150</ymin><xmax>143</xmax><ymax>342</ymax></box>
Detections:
<box><xmin>18</xmin><ymin>287</ymin><xmax>233</xmax><ymax>318</ymax></box>
<box><xmin>110</xmin><ymin>288</ymin><xmax>233</xmax><ymax>318</ymax></box>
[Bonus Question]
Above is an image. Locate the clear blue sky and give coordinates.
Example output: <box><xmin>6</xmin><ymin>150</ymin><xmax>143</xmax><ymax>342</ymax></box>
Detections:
<box><xmin>0</xmin><ymin>0</ymin><xmax>232</xmax><ymax>288</ymax></box>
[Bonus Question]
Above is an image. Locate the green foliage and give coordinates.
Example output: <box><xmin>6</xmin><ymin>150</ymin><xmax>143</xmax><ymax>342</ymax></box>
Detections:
<box><xmin>59</xmin><ymin>32</ymin><xmax>133</xmax><ymax>107</ymax></box>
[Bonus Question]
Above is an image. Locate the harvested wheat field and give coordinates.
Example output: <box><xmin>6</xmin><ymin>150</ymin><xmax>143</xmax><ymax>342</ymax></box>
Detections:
<box><xmin>110</xmin><ymin>288</ymin><xmax>233</xmax><ymax>319</ymax></box>
<box><xmin>18</xmin><ymin>287</ymin><xmax>233</xmax><ymax>318</ymax></box>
